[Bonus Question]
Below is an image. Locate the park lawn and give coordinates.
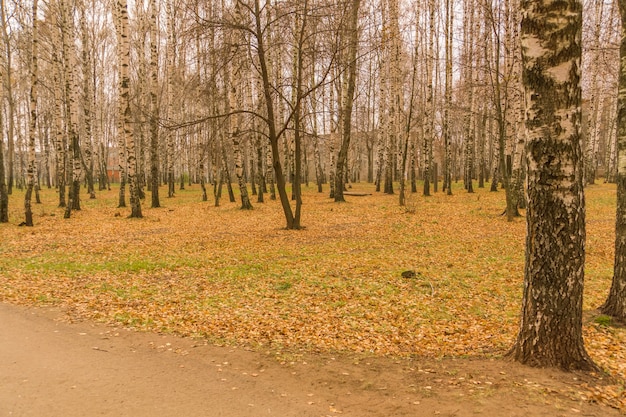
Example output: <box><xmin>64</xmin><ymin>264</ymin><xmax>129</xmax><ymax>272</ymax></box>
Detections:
<box><xmin>0</xmin><ymin>180</ymin><xmax>624</xmax><ymax>408</ymax></box>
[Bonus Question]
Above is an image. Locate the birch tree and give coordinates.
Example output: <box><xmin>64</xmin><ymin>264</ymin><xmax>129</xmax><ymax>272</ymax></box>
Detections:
<box><xmin>149</xmin><ymin>0</ymin><xmax>160</xmax><ymax>208</ymax></box>
<box><xmin>80</xmin><ymin>0</ymin><xmax>96</xmax><ymax>199</ymax></box>
<box><xmin>0</xmin><ymin>58</ymin><xmax>6</xmax><ymax>221</ymax></box>
<box><xmin>600</xmin><ymin>0</ymin><xmax>626</xmax><ymax>321</ymax></box>
<box><xmin>1</xmin><ymin>0</ymin><xmax>15</xmax><ymax>195</ymax></box>
<box><xmin>443</xmin><ymin>0</ymin><xmax>453</xmax><ymax>195</ymax></box>
<box><xmin>585</xmin><ymin>0</ymin><xmax>604</xmax><ymax>184</ymax></box>
<box><xmin>423</xmin><ymin>0</ymin><xmax>435</xmax><ymax>196</ymax></box>
<box><xmin>50</xmin><ymin>7</ymin><xmax>66</xmax><ymax>208</ymax></box>
<box><xmin>507</xmin><ymin>0</ymin><xmax>526</xmax><ymax>213</ymax></box>
<box><xmin>334</xmin><ymin>0</ymin><xmax>361</xmax><ymax>202</ymax></box>
<box><xmin>24</xmin><ymin>0</ymin><xmax>38</xmax><ymax>226</ymax></box>
<box><xmin>166</xmin><ymin>0</ymin><xmax>176</xmax><ymax>198</ymax></box>
<box><xmin>116</xmin><ymin>0</ymin><xmax>142</xmax><ymax>218</ymax></box>
<box><xmin>484</xmin><ymin>0</ymin><xmax>517</xmax><ymax>220</ymax></box>
<box><xmin>508</xmin><ymin>0</ymin><xmax>597</xmax><ymax>370</ymax></box>
<box><xmin>62</xmin><ymin>0</ymin><xmax>83</xmax><ymax>217</ymax></box>
<box><xmin>226</xmin><ymin>0</ymin><xmax>253</xmax><ymax>210</ymax></box>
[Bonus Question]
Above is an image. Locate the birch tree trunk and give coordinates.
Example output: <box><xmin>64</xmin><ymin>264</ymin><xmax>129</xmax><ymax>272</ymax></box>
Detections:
<box><xmin>51</xmin><ymin>27</ymin><xmax>66</xmax><ymax>208</ymax></box>
<box><xmin>310</xmin><ymin>71</ymin><xmax>324</xmax><ymax>193</ymax></box>
<box><xmin>62</xmin><ymin>0</ymin><xmax>82</xmax><ymax>218</ymax></box>
<box><xmin>266</xmin><ymin>141</ymin><xmax>275</xmax><ymax>200</ymax></box>
<box><xmin>334</xmin><ymin>0</ymin><xmax>361</xmax><ymax>202</ymax></box>
<box><xmin>485</xmin><ymin>0</ymin><xmax>516</xmax><ymax>219</ymax></box>
<box><xmin>166</xmin><ymin>1</ymin><xmax>176</xmax><ymax>198</ymax></box>
<box><xmin>384</xmin><ymin>0</ymin><xmax>399</xmax><ymax>196</ymax></box>
<box><xmin>0</xmin><ymin>0</ymin><xmax>14</xmax><ymax>195</ymax></box>
<box><xmin>112</xmin><ymin>2</ymin><xmax>126</xmax><ymax>208</ymax></box>
<box><xmin>507</xmin><ymin>0</ymin><xmax>525</xmax><ymax>214</ymax></box>
<box><xmin>423</xmin><ymin>0</ymin><xmax>435</xmax><ymax>196</ymax></box>
<box><xmin>117</xmin><ymin>0</ymin><xmax>142</xmax><ymax>218</ymax></box>
<box><xmin>290</xmin><ymin>0</ymin><xmax>309</xmax><ymax>226</ymax></box>
<box><xmin>253</xmin><ymin>0</ymin><xmax>296</xmax><ymax>227</ymax></box>
<box><xmin>508</xmin><ymin>0</ymin><xmax>597</xmax><ymax>370</ymax></box>
<box><xmin>24</xmin><ymin>0</ymin><xmax>38</xmax><ymax>226</ymax></box>
<box><xmin>80</xmin><ymin>1</ymin><xmax>96</xmax><ymax>199</ymax></box>
<box><xmin>375</xmin><ymin>47</ymin><xmax>386</xmax><ymax>192</ymax></box>
<box><xmin>227</xmin><ymin>1</ymin><xmax>252</xmax><ymax>210</ymax></box>
<box><xmin>600</xmin><ymin>0</ymin><xmax>626</xmax><ymax>321</ymax></box>
<box><xmin>464</xmin><ymin>0</ymin><xmax>476</xmax><ymax>194</ymax></box>
<box><xmin>0</xmin><ymin>50</ymin><xmax>6</xmax><ymax>222</ymax></box>
<box><xmin>585</xmin><ymin>0</ymin><xmax>604</xmax><ymax>185</ymax></box>
<box><xmin>256</xmin><ymin>139</ymin><xmax>264</xmax><ymax>202</ymax></box>
<box><xmin>149</xmin><ymin>0</ymin><xmax>160</xmax><ymax>208</ymax></box>
<box><xmin>400</xmin><ymin>5</ymin><xmax>420</xmax><ymax>206</ymax></box>
<box><xmin>443</xmin><ymin>0</ymin><xmax>453</xmax><ymax>195</ymax></box>
<box><xmin>608</xmin><ymin>103</ymin><xmax>618</xmax><ymax>183</ymax></box>
<box><xmin>328</xmin><ymin>74</ymin><xmax>337</xmax><ymax>199</ymax></box>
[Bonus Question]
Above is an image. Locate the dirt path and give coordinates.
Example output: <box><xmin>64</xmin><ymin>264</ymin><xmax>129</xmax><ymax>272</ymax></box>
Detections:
<box><xmin>0</xmin><ymin>303</ymin><xmax>619</xmax><ymax>417</ymax></box>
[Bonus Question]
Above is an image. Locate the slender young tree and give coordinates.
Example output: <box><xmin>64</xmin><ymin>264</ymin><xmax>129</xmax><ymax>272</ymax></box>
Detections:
<box><xmin>226</xmin><ymin>1</ymin><xmax>253</xmax><ymax>210</ymax></box>
<box><xmin>399</xmin><ymin>12</ymin><xmax>420</xmax><ymax>206</ymax></box>
<box><xmin>381</xmin><ymin>0</ymin><xmax>398</xmax><ymax>195</ymax></box>
<box><xmin>24</xmin><ymin>0</ymin><xmax>39</xmax><ymax>227</ymax></box>
<box><xmin>585</xmin><ymin>0</ymin><xmax>604</xmax><ymax>184</ymax></box>
<box><xmin>149</xmin><ymin>0</ymin><xmax>160</xmax><ymax>208</ymax></box>
<box><xmin>80</xmin><ymin>0</ymin><xmax>96</xmax><ymax>199</ymax></box>
<box><xmin>423</xmin><ymin>0</ymin><xmax>435</xmax><ymax>197</ymax></box>
<box><xmin>289</xmin><ymin>0</ymin><xmax>308</xmax><ymax>223</ymax></box>
<box><xmin>62</xmin><ymin>0</ymin><xmax>82</xmax><ymax>218</ymax></box>
<box><xmin>600</xmin><ymin>0</ymin><xmax>626</xmax><ymax>321</ymax></box>
<box><xmin>463</xmin><ymin>0</ymin><xmax>476</xmax><ymax>194</ymax></box>
<box><xmin>0</xmin><ymin>0</ymin><xmax>15</xmax><ymax>195</ymax></box>
<box><xmin>0</xmin><ymin>57</ymin><xmax>6</xmax><ymax>222</ymax></box>
<box><xmin>507</xmin><ymin>0</ymin><xmax>526</xmax><ymax>213</ymax></box>
<box><xmin>484</xmin><ymin>0</ymin><xmax>516</xmax><ymax>220</ymax></box>
<box><xmin>51</xmin><ymin>16</ymin><xmax>66</xmax><ymax>208</ymax></box>
<box><xmin>116</xmin><ymin>0</ymin><xmax>142</xmax><ymax>218</ymax></box>
<box><xmin>443</xmin><ymin>0</ymin><xmax>453</xmax><ymax>195</ymax></box>
<box><xmin>166</xmin><ymin>0</ymin><xmax>176</xmax><ymax>198</ymax></box>
<box><xmin>334</xmin><ymin>0</ymin><xmax>361</xmax><ymax>202</ymax></box>
<box><xmin>508</xmin><ymin>0</ymin><xmax>597</xmax><ymax>370</ymax></box>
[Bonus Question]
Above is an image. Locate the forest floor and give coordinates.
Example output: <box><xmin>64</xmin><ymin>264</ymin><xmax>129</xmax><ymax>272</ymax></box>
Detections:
<box><xmin>0</xmin><ymin>181</ymin><xmax>625</xmax><ymax>415</ymax></box>
<box><xmin>1</xmin><ymin>302</ymin><xmax>621</xmax><ymax>417</ymax></box>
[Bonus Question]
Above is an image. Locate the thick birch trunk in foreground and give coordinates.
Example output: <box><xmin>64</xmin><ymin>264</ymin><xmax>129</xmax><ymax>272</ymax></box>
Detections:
<box><xmin>600</xmin><ymin>0</ymin><xmax>626</xmax><ymax>321</ymax></box>
<box><xmin>509</xmin><ymin>0</ymin><xmax>596</xmax><ymax>370</ymax></box>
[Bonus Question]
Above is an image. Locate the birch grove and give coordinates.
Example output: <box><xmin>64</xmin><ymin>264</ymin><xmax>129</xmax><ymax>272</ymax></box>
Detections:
<box><xmin>0</xmin><ymin>0</ymin><xmax>624</xmax><ymax>375</ymax></box>
<box><xmin>0</xmin><ymin>0</ymin><xmax>617</xmax><ymax>224</ymax></box>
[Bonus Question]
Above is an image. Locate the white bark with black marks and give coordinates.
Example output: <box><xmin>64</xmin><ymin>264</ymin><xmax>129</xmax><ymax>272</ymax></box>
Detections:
<box><xmin>509</xmin><ymin>0</ymin><xmax>596</xmax><ymax>371</ymax></box>
<box><xmin>24</xmin><ymin>0</ymin><xmax>38</xmax><ymax>227</ymax></box>
<box><xmin>601</xmin><ymin>0</ymin><xmax>626</xmax><ymax>321</ymax></box>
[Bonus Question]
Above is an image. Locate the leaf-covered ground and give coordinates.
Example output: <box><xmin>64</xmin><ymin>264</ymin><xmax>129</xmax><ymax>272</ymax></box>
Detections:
<box><xmin>1</xmin><ymin>181</ymin><xmax>624</xmax><ymax>410</ymax></box>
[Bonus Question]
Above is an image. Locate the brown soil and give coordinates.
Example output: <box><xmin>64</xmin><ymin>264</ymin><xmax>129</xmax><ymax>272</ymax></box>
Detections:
<box><xmin>0</xmin><ymin>303</ymin><xmax>620</xmax><ymax>417</ymax></box>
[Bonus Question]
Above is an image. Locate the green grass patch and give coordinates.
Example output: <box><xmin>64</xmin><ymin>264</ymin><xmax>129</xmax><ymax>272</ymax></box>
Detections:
<box><xmin>594</xmin><ymin>314</ymin><xmax>613</xmax><ymax>327</ymax></box>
